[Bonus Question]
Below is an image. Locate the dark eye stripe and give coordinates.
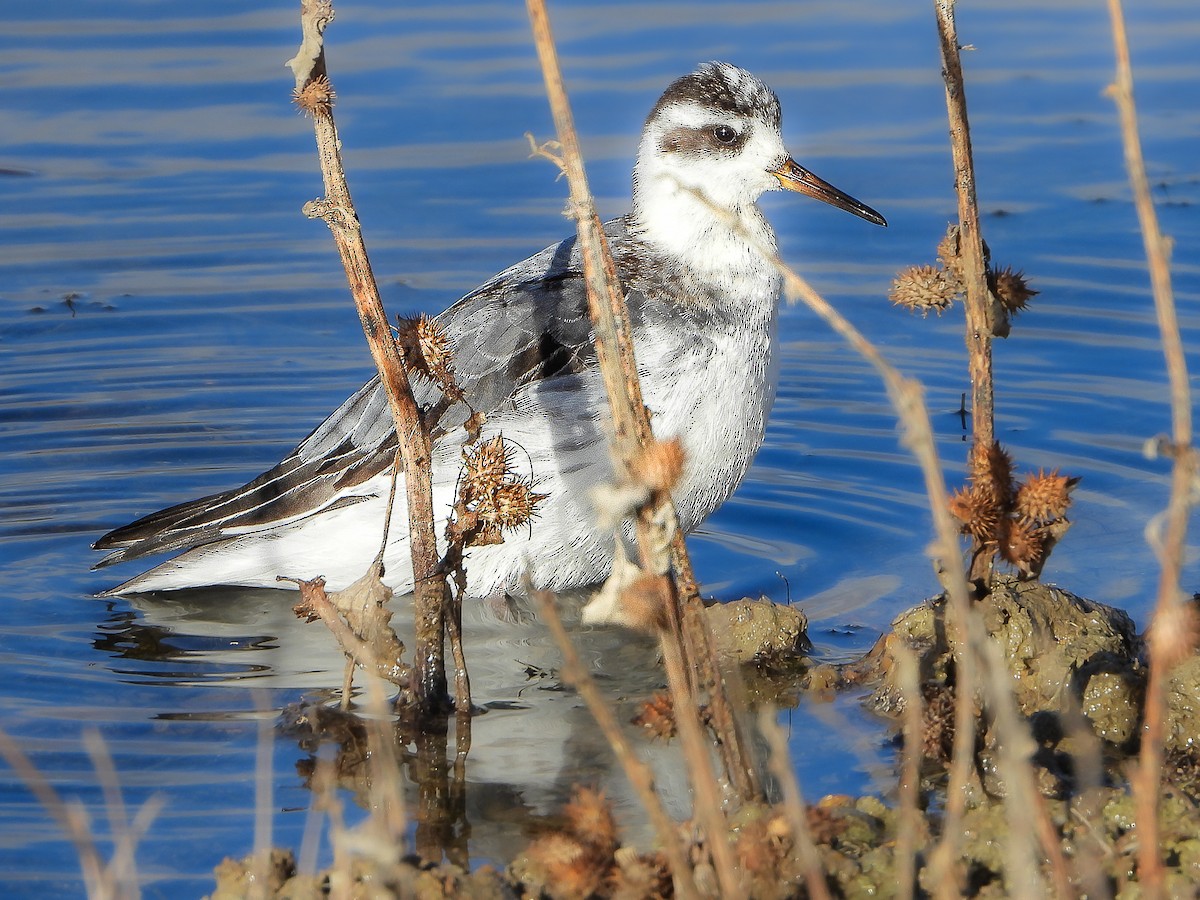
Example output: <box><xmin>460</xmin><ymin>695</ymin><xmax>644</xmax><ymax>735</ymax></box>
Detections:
<box><xmin>658</xmin><ymin>125</ymin><xmax>748</xmax><ymax>155</ymax></box>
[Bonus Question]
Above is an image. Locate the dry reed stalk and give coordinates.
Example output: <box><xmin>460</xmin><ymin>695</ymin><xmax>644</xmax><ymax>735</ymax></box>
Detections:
<box><xmin>758</xmin><ymin>710</ymin><xmax>833</xmax><ymax>900</ymax></box>
<box><xmin>0</xmin><ymin>726</ymin><xmax>163</xmax><ymax>899</ymax></box>
<box><xmin>361</xmin><ymin>676</ymin><xmax>410</xmax><ymax>855</ymax></box>
<box><xmin>773</xmin><ymin>247</ymin><xmax>979</xmax><ymax>896</ymax></box>
<box><xmin>524</xmin><ymin>0</ymin><xmax>757</xmax><ymax>801</ymax></box>
<box><xmin>82</xmin><ymin>729</ymin><xmax>165</xmax><ymax>898</ymax></box>
<box><xmin>668</xmin><ymin>150</ymin><xmax>984</xmax><ymax>892</ymax></box>
<box><xmin>893</xmin><ymin>645</ymin><xmax>923</xmax><ymax>900</ymax></box>
<box><xmin>251</xmin><ymin>693</ymin><xmax>275</xmax><ymax>900</ymax></box>
<box><xmin>973</xmin><ymin>640</ymin><xmax>1058</xmax><ymax>897</ymax></box>
<box><xmin>770</xmin><ymin>235</ymin><xmax>978</xmax><ymax>896</ymax></box>
<box><xmin>295</xmin><ymin>758</ymin><xmax>327</xmax><ymax>881</ymax></box>
<box><xmin>1060</xmin><ymin>705</ymin><xmax>1112</xmax><ymax>898</ymax></box>
<box><xmin>310</xmin><ymin>756</ymin><xmax>353</xmax><ymax>899</ymax></box>
<box><xmin>1105</xmin><ymin>2</ymin><xmax>1193</xmax><ymax>895</ymax></box>
<box><xmin>932</xmin><ymin>1</ymin><xmax>996</xmax><ymax>455</ymax></box>
<box><xmin>531</xmin><ymin>589</ymin><xmax>701</xmax><ymax>900</ymax></box>
<box><xmin>658</xmin><ymin>624</ymin><xmax>744</xmax><ymax>898</ymax></box>
<box><xmin>287</xmin><ymin>0</ymin><xmax>451</xmax><ymax>716</ymax></box>
<box><xmin>933</xmin><ymin>0</ymin><xmax>1003</xmax><ymax>589</ymax></box>
<box><xmin>295</xmin><ymin>610</ymin><xmax>413</xmax><ymax>870</ymax></box>
<box><xmin>926</xmin><ymin>3</ymin><xmax>996</xmax><ymax>887</ymax></box>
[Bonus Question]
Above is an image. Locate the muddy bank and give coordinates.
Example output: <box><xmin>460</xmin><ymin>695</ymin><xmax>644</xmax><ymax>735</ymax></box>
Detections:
<box><xmin>208</xmin><ymin>579</ymin><xmax>1200</xmax><ymax>898</ymax></box>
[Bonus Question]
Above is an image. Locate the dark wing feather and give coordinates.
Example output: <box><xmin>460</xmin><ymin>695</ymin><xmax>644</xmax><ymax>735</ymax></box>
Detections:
<box><xmin>93</xmin><ymin>218</ymin><xmax>628</xmax><ymax>567</ymax></box>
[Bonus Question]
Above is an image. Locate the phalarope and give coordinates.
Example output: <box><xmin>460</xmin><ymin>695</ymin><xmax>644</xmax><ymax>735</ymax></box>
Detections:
<box><xmin>94</xmin><ymin>62</ymin><xmax>885</xmax><ymax>596</ymax></box>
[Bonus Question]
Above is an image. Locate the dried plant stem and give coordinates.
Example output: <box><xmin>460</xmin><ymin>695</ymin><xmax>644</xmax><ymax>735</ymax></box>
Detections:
<box><xmin>0</xmin><ymin>726</ymin><xmax>164</xmax><ymax>899</ymax></box>
<box><xmin>893</xmin><ymin>646</ymin><xmax>923</xmax><ymax>900</ymax></box>
<box><xmin>679</xmin><ymin>158</ymin><xmax>993</xmax><ymax>890</ymax></box>
<box><xmin>82</xmin><ymin>729</ymin><xmax>164</xmax><ymax>898</ymax></box>
<box><xmin>658</xmin><ymin>626</ymin><xmax>743</xmax><ymax>898</ymax></box>
<box><xmin>934</xmin><ymin>0</ymin><xmax>999</xmax><ymax>587</ymax></box>
<box><xmin>252</xmin><ymin>693</ymin><xmax>275</xmax><ymax>899</ymax></box>
<box><xmin>525</xmin><ymin>0</ymin><xmax>756</xmax><ymax>800</ymax></box>
<box><xmin>288</xmin><ymin>0</ymin><xmax>450</xmax><ymax>715</ymax></box>
<box><xmin>1106</xmin><ymin>2</ymin><xmax>1192</xmax><ymax>896</ymax></box>
<box><xmin>975</xmin><ymin>640</ymin><xmax>1062</xmax><ymax>897</ymax></box>
<box><xmin>532</xmin><ymin>590</ymin><xmax>700</xmax><ymax>900</ymax></box>
<box><xmin>928</xmin><ymin>2</ymin><xmax>1006</xmax><ymax>885</ymax></box>
<box><xmin>758</xmin><ymin>711</ymin><xmax>833</xmax><ymax>900</ymax></box>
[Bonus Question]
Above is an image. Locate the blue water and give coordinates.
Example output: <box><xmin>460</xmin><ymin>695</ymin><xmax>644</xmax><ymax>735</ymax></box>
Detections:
<box><xmin>2</xmin><ymin>0</ymin><xmax>1198</xmax><ymax>893</ymax></box>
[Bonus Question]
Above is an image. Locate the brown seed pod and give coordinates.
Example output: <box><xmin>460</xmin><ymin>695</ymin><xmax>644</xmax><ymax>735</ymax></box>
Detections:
<box><xmin>394</xmin><ymin>313</ymin><xmax>462</xmax><ymax>400</ymax></box>
<box><xmin>948</xmin><ymin>485</ymin><xmax>1002</xmax><ymax>543</ymax></box>
<box><xmin>611</xmin><ymin>848</ymin><xmax>672</xmax><ymax>900</ymax></box>
<box><xmin>989</xmin><ymin>265</ymin><xmax>1038</xmax><ymax>315</ymax></box>
<box><xmin>629</xmin><ymin>438</ymin><xmax>686</xmax><ymax>493</ymax></box>
<box><xmin>477</xmin><ymin>478</ymin><xmax>546</xmax><ymax>530</ymax></box>
<box><xmin>293</xmin><ymin>75</ymin><xmax>335</xmax><ymax>118</ymax></box>
<box><xmin>632</xmin><ymin>692</ymin><xmax>677</xmax><ymax>740</ymax></box>
<box><xmin>524</xmin><ymin>832</ymin><xmax>605</xmax><ymax>900</ymax></box>
<box><xmin>1015</xmin><ymin>468</ymin><xmax>1077</xmax><ymax>524</ymax></box>
<box><xmin>460</xmin><ymin>436</ymin><xmax>511</xmax><ymax>503</ymax></box>
<box><xmin>415</xmin><ymin>313</ymin><xmax>460</xmax><ymax>396</ymax></box>
<box><xmin>888</xmin><ymin>264</ymin><xmax>957</xmax><ymax>316</ymax></box>
<box><xmin>969</xmin><ymin>440</ymin><xmax>1015</xmax><ymax>510</ymax></box>
<box><xmin>394</xmin><ymin>315</ymin><xmax>430</xmax><ymax>378</ymax></box>
<box><xmin>563</xmin><ymin>787</ymin><xmax>619</xmax><ymax>855</ymax></box>
<box><xmin>998</xmin><ymin>517</ymin><xmax>1044</xmax><ymax>573</ymax></box>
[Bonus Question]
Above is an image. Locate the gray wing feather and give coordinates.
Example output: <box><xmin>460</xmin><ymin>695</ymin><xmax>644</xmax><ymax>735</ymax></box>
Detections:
<box><xmin>93</xmin><ymin>218</ymin><xmax>630</xmax><ymax>566</ymax></box>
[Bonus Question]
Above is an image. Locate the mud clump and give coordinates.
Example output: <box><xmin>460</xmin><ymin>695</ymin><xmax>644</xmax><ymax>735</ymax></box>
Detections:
<box><xmin>1166</xmin><ymin>653</ymin><xmax>1200</xmax><ymax>754</ymax></box>
<box><xmin>703</xmin><ymin>597</ymin><xmax>810</xmax><ymax>666</ymax></box>
<box><xmin>854</xmin><ymin>576</ymin><xmax>1144</xmax><ymax>748</ymax></box>
<box><xmin>209</xmin><ymin>848</ymin><xmax>509</xmax><ymax>899</ymax></box>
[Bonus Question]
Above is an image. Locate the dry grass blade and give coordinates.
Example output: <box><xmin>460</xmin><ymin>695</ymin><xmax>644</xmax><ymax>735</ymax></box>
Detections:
<box><xmin>1</xmin><ymin>725</ymin><xmax>164</xmax><ymax>899</ymax></box>
<box><xmin>532</xmin><ymin>589</ymin><xmax>700</xmax><ymax>900</ymax></box>
<box><xmin>250</xmin><ymin>691</ymin><xmax>275</xmax><ymax>900</ymax></box>
<box><xmin>926</xmin><ymin>2</ymin><xmax>996</xmax><ymax>884</ymax></box>
<box><xmin>1106</xmin><ymin>2</ymin><xmax>1193</xmax><ymax>895</ymax></box>
<box><xmin>893</xmin><ymin>646</ymin><xmax>923</xmax><ymax>900</ymax></box>
<box><xmin>758</xmin><ymin>710</ymin><xmax>832</xmax><ymax>900</ymax></box>
<box><xmin>658</xmin><ymin>625</ymin><xmax>744</xmax><ymax>898</ymax></box>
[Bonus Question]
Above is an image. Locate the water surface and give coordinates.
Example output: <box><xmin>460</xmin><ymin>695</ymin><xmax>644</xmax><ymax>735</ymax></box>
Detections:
<box><xmin>2</xmin><ymin>0</ymin><xmax>1198</xmax><ymax>894</ymax></box>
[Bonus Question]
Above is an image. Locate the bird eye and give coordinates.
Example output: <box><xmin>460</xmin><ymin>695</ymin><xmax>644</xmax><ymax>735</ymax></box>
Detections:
<box><xmin>712</xmin><ymin>125</ymin><xmax>738</xmax><ymax>145</ymax></box>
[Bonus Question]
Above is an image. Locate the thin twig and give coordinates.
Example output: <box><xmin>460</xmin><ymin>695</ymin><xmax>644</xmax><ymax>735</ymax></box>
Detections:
<box><xmin>893</xmin><ymin>646</ymin><xmax>923</xmax><ymax>900</ymax></box>
<box><xmin>758</xmin><ymin>710</ymin><xmax>833</xmax><ymax>900</ymax></box>
<box><xmin>974</xmin><ymin>639</ymin><xmax>1054</xmax><ymax>897</ymax></box>
<box><xmin>928</xmin><ymin>2</ymin><xmax>996</xmax><ymax>883</ymax></box>
<box><xmin>80</xmin><ymin>729</ymin><xmax>164</xmax><ymax>898</ymax></box>
<box><xmin>1106</xmin><ymin>2</ymin><xmax>1192</xmax><ymax>896</ymax></box>
<box><xmin>0</xmin><ymin>728</ymin><xmax>110</xmax><ymax>897</ymax></box>
<box><xmin>251</xmin><ymin>691</ymin><xmax>275</xmax><ymax>900</ymax></box>
<box><xmin>659</xmin><ymin>624</ymin><xmax>743</xmax><ymax>899</ymax></box>
<box><xmin>933</xmin><ymin>1</ymin><xmax>996</xmax><ymax>449</ymax></box>
<box><xmin>532</xmin><ymin>589</ymin><xmax>700</xmax><ymax>900</ymax></box>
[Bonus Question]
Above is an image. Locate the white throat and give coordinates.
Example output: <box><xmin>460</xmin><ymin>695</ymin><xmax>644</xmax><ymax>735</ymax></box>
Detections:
<box><xmin>631</xmin><ymin>155</ymin><xmax>781</xmax><ymax>317</ymax></box>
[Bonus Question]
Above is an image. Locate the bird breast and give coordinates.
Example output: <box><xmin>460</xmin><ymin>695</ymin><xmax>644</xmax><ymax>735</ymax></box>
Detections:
<box><xmin>633</xmin><ymin>293</ymin><xmax>781</xmax><ymax>532</ymax></box>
